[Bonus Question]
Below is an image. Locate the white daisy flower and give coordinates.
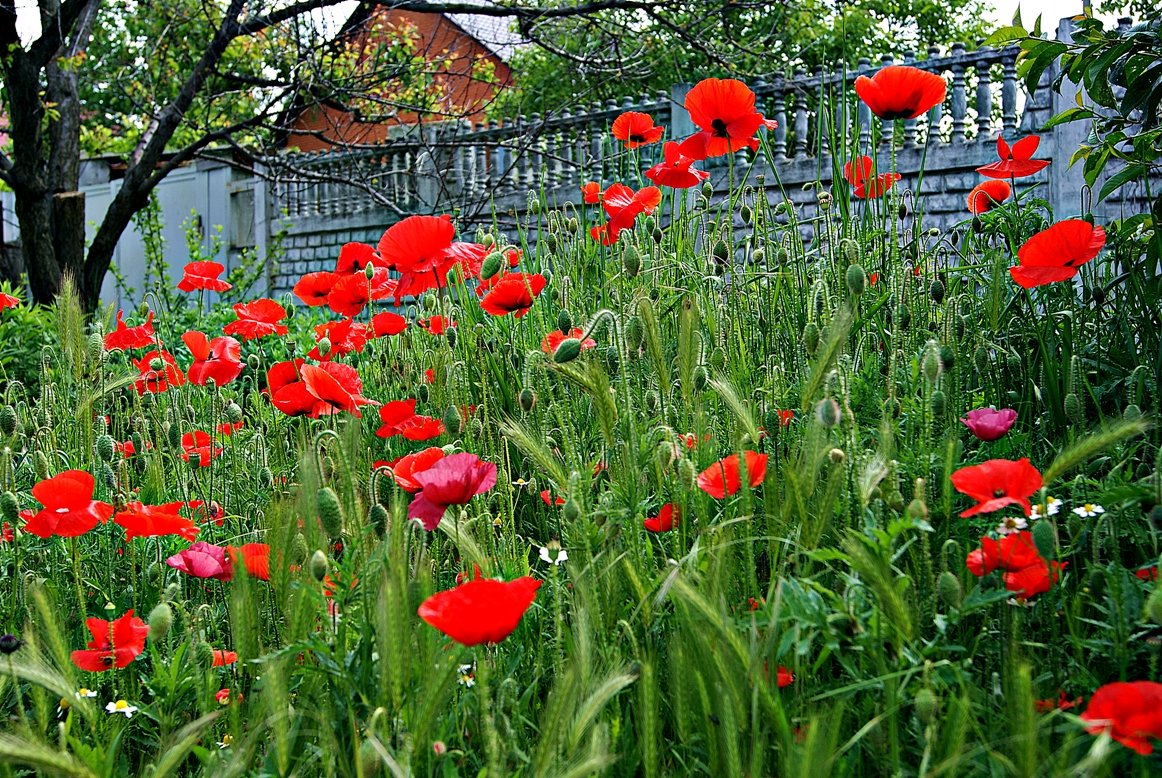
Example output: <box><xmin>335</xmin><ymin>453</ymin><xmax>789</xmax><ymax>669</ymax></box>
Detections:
<box><xmin>1030</xmin><ymin>496</ymin><xmax>1062</xmax><ymax>520</ymax></box>
<box><xmin>458</xmin><ymin>664</ymin><xmax>476</xmax><ymax>688</ymax></box>
<box><xmin>76</xmin><ymin>688</ymin><xmax>97</xmax><ymax>700</ymax></box>
<box><xmin>217</xmin><ymin>734</ymin><xmax>233</xmax><ymax>749</ymax></box>
<box><xmin>539</xmin><ymin>540</ymin><xmax>568</xmax><ymax>566</ymax></box>
<box><xmin>1072</xmin><ymin>503</ymin><xmax>1105</xmax><ymax>518</ymax></box>
<box><xmin>996</xmin><ymin>516</ymin><xmax>1028</xmax><ymax>536</ymax></box>
<box><xmin>105</xmin><ymin>699</ymin><xmax>137</xmax><ymax>718</ymax></box>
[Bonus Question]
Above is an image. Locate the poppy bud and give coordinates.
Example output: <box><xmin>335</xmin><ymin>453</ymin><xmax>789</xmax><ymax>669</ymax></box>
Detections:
<box><xmin>817</xmin><ymin>191</ymin><xmax>832</xmax><ymax>210</ymax></box>
<box><xmin>518</xmin><ymin>388</ymin><xmax>536</xmax><ymax>413</ymax></box>
<box><xmin>1146</xmin><ymin>588</ymin><xmax>1162</xmax><ymax>626</ymax></box>
<box><xmin>291</xmin><ymin>532</ymin><xmax>309</xmax><ymax>565</ymax></box>
<box><xmin>442</xmin><ymin>405</ymin><xmax>462</xmax><ymax>436</ymax></box>
<box><xmin>87</xmin><ymin>331</ymin><xmax>105</xmax><ymax>365</ymax></box>
<box><xmin>316</xmin><ymin>337</ymin><xmax>332</xmax><ymax>358</ymax></box>
<box><xmin>420</xmin><ymin>293</ymin><xmax>437</xmax><ymax>312</ymax></box>
<box><xmin>644</xmin><ymin>390</ymin><xmax>659</xmax><ymax>413</ymax></box>
<box><xmin>622</xmin><ymin>245</ymin><xmax>641</xmax><ymax>278</ymax></box>
<box><xmin>937</xmin><ymin>571</ymin><xmax>962</xmax><ymax>609</ymax></box>
<box><xmin>1124</xmin><ymin>404</ymin><xmax>1142</xmax><ymax>421</ymax></box>
<box><xmin>0</xmin><ymin>634</ymin><xmax>22</xmax><ymax>655</ymax></box>
<box><xmin>972</xmin><ymin>346</ymin><xmax>989</xmax><ymax>374</ymax></box>
<box><xmin>417</xmin><ymin>384</ymin><xmax>430</xmax><ymax>403</ymax></box>
<box><xmin>544</xmin><ymin>233</ymin><xmax>559</xmax><ymax>253</ymax></box>
<box><xmin>0</xmin><ymin>406</ymin><xmax>16</xmax><ymax>436</ymax></box>
<box><xmin>246</xmin><ymin>354</ymin><xmax>261</xmax><ymax>371</ymax></box>
<box><xmin>369</xmin><ymin>503</ymin><xmax>389</xmax><ymax>537</ymax></box>
<box><xmin>625</xmin><ymin>315</ymin><xmax>644</xmax><ymax>352</ymax></box>
<box><xmin>1082</xmin><ymin>212</ymin><xmax>1094</xmax><ymax>226</ymax></box>
<box><xmin>34</xmin><ymin>451</ymin><xmax>51</xmax><ymax>480</ymax></box>
<box><xmin>433</xmin><ymin>741</ymin><xmax>448</xmax><ymax>757</ymax></box>
<box><xmin>678</xmin><ymin>457</ymin><xmax>697</xmax><ymax>489</ymax></box>
<box><xmin>527</xmin><ymin>193</ymin><xmax>542</xmax><ymax>215</ymax></box>
<box><xmin>164</xmin><ymin>421</ymin><xmax>180</xmax><ymax>449</ymax></box>
<box><xmin>309</xmin><ymin>550</ymin><xmax>329</xmax><ymax>582</ymax></box>
<box><xmin>896</xmin><ymin>304</ymin><xmax>911</xmax><ymax>331</ymax></box>
<box><xmin>148</xmin><ymin>603</ymin><xmax>173</xmax><ymax>641</ymax></box>
<box><xmin>898</xmin><ymin>203</ymin><xmax>909</xmax><ymax>220</ymax></box>
<box><xmin>566</xmin><ymin>217</ymin><xmax>579</xmax><ymax>233</ymax></box>
<box><xmin>815</xmin><ymin>398</ymin><xmax>841</xmax><ymax>428</ymax></box>
<box><xmin>316</xmin><ymin>487</ymin><xmax>345</xmax><ymax>539</ymax></box>
<box><xmin>322</xmin><ymin>456</ymin><xmax>337</xmax><ymax>482</ymax></box>
<box><xmin>1064</xmin><ymin>393</ymin><xmax>1082</xmax><ymax>421</ymax></box>
<box><xmin>1032</xmin><ymin>520</ymin><xmax>1056</xmax><ymax>560</ymax></box>
<box><xmin>130</xmin><ymin>430</ymin><xmax>143</xmax><ymax>454</ymax></box>
<box><xmin>972</xmin><ymin>215</ymin><xmax>984</xmax><ymax>234</ymax></box>
<box><xmin>913</xmin><ymin>688</ymin><xmax>938</xmax><ymax>724</ymax></box>
<box><xmin>480</xmin><ymin>251</ymin><xmax>504</xmax><ymax>280</ymax></box>
<box><xmin>740</xmin><ymin>204</ymin><xmax>752</xmax><ymax>224</ymax></box>
<box><xmin>846</xmin><ymin>264</ymin><xmax>867</xmax><ymax>297</ymax></box>
<box><xmin>802</xmin><ymin>322</ymin><xmax>820</xmax><ymax>355</ymax></box>
<box><xmin>709</xmin><ymin>347</ymin><xmax>726</xmax><ymax>371</ymax></box>
<box><xmin>651</xmin><ymin>228</ymin><xmax>663</xmax><ymax>244</ymax></box>
<box><xmin>1</xmin><ymin>491</ymin><xmax>18</xmax><ymax>521</ymax></box>
<box><xmin>224</xmin><ymin>402</ymin><xmax>243</xmax><ymax>424</ymax></box>
<box><xmin>752</xmin><ymin>247</ymin><xmax>766</xmax><ymax>265</ymax></box>
<box><xmin>1006</xmin><ymin>353</ymin><xmax>1022</xmax><ymax>374</ymax></box>
<box><xmin>930</xmin><ymin>390</ymin><xmax>946</xmax><ymax>417</ymax></box>
<box><xmin>194</xmin><ymin>641</ymin><xmax>215</xmax><ymax>669</ymax></box>
<box><xmin>1091</xmin><ymin>286</ymin><xmax>1106</xmax><ymax>306</ymax></box>
<box><xmin>562</xmin><ymin>497</ymin><xmax>582</xmax><ymax>523</ymax></box>
<box><xmin>774</xmin><ymin>201</ymin><xmax>787</xmax><ymax>215</ymax></box>
<box><xmin>711</xmin><ymin>239</ymin><xmax>730</xmax><ymax>266</ymax></box>
<box><xmin>656</xmin><ymin>440</ymin><xmax>675</xmax><ymax>471</ymax></box>
<box><xmin>554</xmin><ymin>310</ymin><xmax>573</xmax><ymax>336</ymax></box>
<box><xmin>921</xmin><ymin>341</ymin><xmax>942</xmax><ymax>384</ymax></box>
<box><xmin>701</xmin><ymin>182</ymin><xmax>713</xmax><ymax>198</ymax></box>
<box><xmin>445</xmin><ymin>327</ymin><xmax>457</xmax><ymax>349</ymax></box>
<box><xmin>553</xmin><ymin>338</ymin><xmax>583</xmax><ymax>364</ymax></box>
<box><xmin>692</xmin><ymin>365</ymin><xmax>708</xmax><ymax>392</ymax></box>
<box><xmin>260</xmin><ymin>466</ymin><xmax>274</xmax><ymax>489</ymax></box>
<box><xmin>829</xmin><ymin>447</ymin><xmax>845</xmax><ymax>464</ymax></box>
<box><xmin>96</xmin><ymin>434</ymin><xmax>116</xmax><ymax>462</ymax></box>
<box><xmin>480</xmin><ymin>232</ymin><xmax>496</xmax><ymax>247</ymax></box>
<box><xmin>602</xmin><ymin>346</ymin><xmax>620</xmax><ymax>376</ymax></box>
<box><xmin>147</xmin><ymin>356</ymin><xmax>164</xmax><ymax>372</ymax></box>
<box><xmin>929</xmin><ymin>280</ymin><xmax>945</xmax><ymax>304</ymax></box>
<box><xmin>939</xmin><ymin>345</ymin><xmax>956</xmax><ymax>371</ymax></box>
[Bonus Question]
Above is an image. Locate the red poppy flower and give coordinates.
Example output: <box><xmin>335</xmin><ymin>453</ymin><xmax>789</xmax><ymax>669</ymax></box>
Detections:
<box><xmin>407</xmin><ymin>452</ymin><xmax>497</xmax><ymax>530</ymax></box>
<box><xmin>166</xmin><ymin>541</ymin><xmax>232</xmax><ymax>579</ymax></box>
<box><xmin>1</xmin><ymin>522</ymin><xmax>12</xmax><ymax>542</ymax></box>
<box><xmin>105</xmin><ymin>310</ymin><xmax>156</xmax><ymax>351</ymax></box>
<box><xmin>854</xmin><ymin>65</ymin><xmax>947</xmax><ymax>120</ymax></box>
<box><xmin>183</xmin><ymin>331</ymin><xmax>243</xmax><ymax>386</ymax></box>
<box><xmin>334</xmin><ymin>242</ymin><xmax>378</xmax><ymax>275</ymax></box>
<box><xmin>0</xmin><ymin>292</ymin><xmax>19</xmax><ymax>309</ymax></box>
<box><xmin>646</xmin><ymin>140</ymin><xmax>710</xmax><ymax>189</ymax></box>
<box><xmin>541</xmin><ymin>328</ymin><xmax>597</xmax><ymax>355</ymax></box>
<box><xmin>965</xmin><ymin>531</ymin><xmax>1043</xmax><ymax>576</ymax></box>
<box><xmin>212</xmin><ymin>649</ymin><xmax>238</xmax><ymax>666</ymax></box>
<box><xmin>1004</xmin><ymin>558</ymin><xmax>1064</xmax><ymax>599</ymax></box>
<box><xmin>376</xmin><ymin>214</ymin><xmax>457</xmax><ymax>301</ymax></box>
<box><xmin>376</xmin><ymin>399</ymin><xmax>444</xmax><ymax>440</ymax></box>
<box><xmin>966</xmin><ymin>180</ymin><xmax>1012</xmax><ymax>214</ymax></box>
<box><xmin>299</xmin><ymin>363</ymin><xmax>376</xmax><ymax>418</ymax></box>
<box><xmin>370</xmin><ymin>311</ymin><xmax>408</xmax><ymax>337</ymax></box>
<box><xmin>20</xmin><ymin>470</ymin><xmax>114</xmax><ymax>538</ymax></box>
<box><xmin>419</xmin><ymin>316</ymin><xmax>454</xmax><ymax>336</ymax></box>
<box><xmin>266</xmin><ymin>359</ymin><xmax>316</xmax><ymax>417</ymax></box>
<box><xmin>229</xmin><ymin>543</ymin><xmax>271</xmax><ymax>581</ymax></box>
<box><xmin>977</xmin><ymin>135</ymin><xmax>1050</xmax><ymax>179</ymax></box>
<box><xmin>1135</xmin><ymin>566</ymin><xmax>1159</xmax><ymax>581</ymax></box>
<box><xmin>424</xmin><ymin>368</ymin><xmax>436</xmax><ymax>384</ymax></box>
<box><xmin>590</xmin><ymin>184</ymin><xmax>662</xmax><ymax>245</ymax></box>
<box><xmin>644</xmin><ymin>503</ymin><xmax>679</xmax><ymax>532</ymax></box>
<box><xmin>115</xmin><ymin>501</ymin><xmax>200</xmax><ymax>541</ymax></box>
<box><xmin>293</xmin><ymin>271</ymin><xmax>338</xmax><ymax>306</ymax></box>
<box><xmin>581</xmin><ymin>181</ymin><xmax>602</xmax><ymax>204</ymax></box>
<box><xmin>223</xmin><ymin>298</ymin><xmax>288</xmax><ymax>340</ymax></box>
<box><xmin>177</xmin><ymin>261</ymin><xmax>231</xmax><ymax>293</ymax></box>
<box><xmin>844</xmin><ymin>156</ymin><xmax>901</xmax><ymax>198</ymax></box>
<box><xmin>132</xmin><ymin>349</ymin><xmax>186</xmax><ymax>395</ymax></box>
<box><xmin>182</xmin><ymin>430</ymin><xmax>223</xmax><ymax>466</ymax></box>
<box><xmin>776</xmin><ymin>666</ymin><xmax>794</xmax><ymax>688</ymax></box>
<box><xmin>480</xmin><ymin>273</ymin><xmax>547</xmax><ymax>318</ymax></box>
<box><xmin>679</xmin><ymin>77</ymin><xmax>777</xmax><ymax>159</ymax></box>
<box><xmin>327</xmin><ymin>267</ymin><xmax>397</xmax><ymax>317</ymax></box>
<box><xmin>611</xmin><ymin>111</ymin><xmax>665</xmax><ymax>148</ymax></box>
<box><xmin>540</xmin><ymin>489</ymin><xmax>566</xmax><ymax>507</ymax></box>
<box><xmin>70</xmin><ymin>610</ymin><xmax>149</xmax><ymax>672</ymax></box>
<box><xmin>309</xmin><ymin>318</ymin><xmax>369</xmax><ymax>361</ymax></box>
<box><xmin>950</xmin><ymin>458</ymin><xmax>1042</xmax><ymax>517</ymax></box>
<box><xmin>1010</xmin><ymin>219</ymin><xmax>1106</xmax><ymax>289</ymax></box>
<box><xmin>1034</xmin><ymin>690</ymin><xmax>1083</xmax><ymax>713</ymax></box>
<box><xmin>417</xmin><ymin>575</ymin><xmax>541</xmax><ymax>646</ymax></box>
<box><xmin>775</xmin><ymin>410</ymin><xmax>794</xmax><ymax>427</ymax></box>
<box><xmin>389</xmin><ymin>447</ymin><xmax>446</xmax><ymax>492</ymax></box>
<box><xmin>697</xmin><ymin>452</ymin><xmax>768</xmax><ymax>499</ymax></box>
<box><xmin>1080</xmin><ymin>681</ymin><xmax>1162</xmax><ymax>755</ymax></box>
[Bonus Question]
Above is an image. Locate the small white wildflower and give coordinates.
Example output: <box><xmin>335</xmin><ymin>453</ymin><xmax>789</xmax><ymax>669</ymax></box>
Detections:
<box><xmin>105</xmin><ymin>699</ymin><xmax>137</xmax><ymax>718</ymax></box>
<box><xmin>1007</xmin><ymin>598</ymin><xmax>1036</xmax><ymax>608</ymax></box>
<box><xmin>217</xmin><ymin>734</ymin><xmax>233</xmax><ymax>749</ymax></box>
<box><xmin>1030</xmin><ymin>496</ymin><xmax>1062</xmax><ymax>520</ymax></box>
<box><xmin>996</xmin><ymin>516</ymin><xmax>1028</xmax><ymax>536</ymax></box>
<box><xmin>76</xmin><ymin>688</ymin><xmax>97</xmax><ymax>700</ymax></box>
<box><xmin>539</xmin><ymin>540</ymin><xmax>568</xmax><ymax>566</ymax></box>
<box><xmin>458</xmin><ymin>664</ymin><xmax>476</xmax><ymax>687</ymax></box>
<box><xmin>1072</xmin><ymin>503</ymin><xmax>1105</xmax><ymax>518</ymax></box>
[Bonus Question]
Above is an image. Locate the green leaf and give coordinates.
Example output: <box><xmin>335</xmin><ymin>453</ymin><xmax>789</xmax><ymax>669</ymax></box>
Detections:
<box><xmin>1043</xmin><ymin>106</ymin><xmax>1095</xmax><ymax>128</ymax></box>
<box><xmin>984</xmin><ymin>26</ymin><xmax>1028</xmax><ymax>47</ymax></box>
<box><xmin>1098</xmin><ymin>163</ymin><xmax>1146</xmax><ymax>203</ymax></box>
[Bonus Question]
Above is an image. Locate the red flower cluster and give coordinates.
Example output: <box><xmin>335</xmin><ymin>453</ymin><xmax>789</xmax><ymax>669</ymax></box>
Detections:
<box><xmin>106</xmin><ymin>310</ymin><xmax>156</xmax><ymax>352</ymax></box>
<box><xmin>223</xmin><ymin>299</ymin><xmax>288</xmax><ymax>340</ymax></box>
<box><xmin>1080</xmin><ymin>681</ymin><xmax>1162</xmax><ymax>755</ymax></box>
<box><xmin>71</xmin><ymin>610</ymin><xmax>149</xmax><ymax>671</ymax></box>
<box><xmin>590</xmin><ymin>184</ymin><xmax>662</xmax><ymax>245</ymax></box>
<box><xmin>965</xmin><ymin>530</ymin><xmax>1064</xmax><ymax>599</ymax></box>
<box><xmin>844</xmin><ymin>156</ymin><xmax>901</xmax><ymax>200</ymax></box>
<box><xmin>697</xmin><ymin>452</ymin><xmax>768</xmax><ymax>499</ymax></box>
<box><xmin>376</xmin><ymin>399</ymin><xmax>444</xmax><ymax>441</ymax></box>
<box><xmin>267</xmin><ymin>360</ymin><xmax>377</xmax><ymax>418</ymax></box>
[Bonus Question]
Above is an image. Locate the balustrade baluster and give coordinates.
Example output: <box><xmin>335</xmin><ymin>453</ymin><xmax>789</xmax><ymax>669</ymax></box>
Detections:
<box><xmin>856</xmin><ymin>59</ymin><xmax>871</xmax><ymax>151</ymax></box>
<box><xmin>772</xmin><ymin>73</ymin><xmax>788</xmax><ymax>159</ymax></box>
<box><xmin>950</xmin><ymin>42</ymin><xmax>968</xmax><ymax>144</ymax></box>
<box><xmin>903</xmin><ymin>51</ymin><xmax>919</xmax><ymax>148</ymax></box>
<box><xmin>880</xmin><ymin>54</ymin><xmax>895</xmax><ymax>148</ymax></box>
<box><xmin>976</xmin><ymin>55</ymin><xmax>994</xmax><ymax>141</ymax></box>
<box><xmin>1002</xmin><ymin>51</ymin><xmax>1018</xmax><ymax>133</ymax></box>
<box><xmin>927</xmin><ymin>46</ymin><xmax>944</xmax><ymax>146</ymax></box>
<box><xmin>793</xmin><ymin>70</ymin><xmax>808</xmax><ymax>159</ymax></box>
<box><xmin>816</xmin><ymin>68</ymin><xmax>830</xmax><ymax>157</ymax></box>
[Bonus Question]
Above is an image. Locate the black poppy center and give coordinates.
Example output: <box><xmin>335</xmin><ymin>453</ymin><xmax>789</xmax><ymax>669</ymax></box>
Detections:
<box><xmin>993</xmin><ymin>488</ymin><xmax>1007</xmax><ymax>498</ymax></box>
<box><xmin>711</xmin><ymin>118</ymin><xmax>730</xmax><ymax>137</ymax></box>
<box><xmin>629</xmin><ymin>134</ymin><xmax>646</xmax><ymax>142</ymax></box>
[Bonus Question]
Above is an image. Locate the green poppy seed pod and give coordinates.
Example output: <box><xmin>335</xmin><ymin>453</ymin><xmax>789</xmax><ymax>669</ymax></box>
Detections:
<box><xmin>417</xmin><ymin>384</ymin><xmax>430</xmax><ymax>403</ymax></box>
<box><xmin>921</xmin><ymin>341</ymin><xmax>942</xmax><ymax>384</ymax></box>
<box><xmin>846</xmin><ymin>264</ymin><xmax>867</xmax><ymax>297</ymax></box>
<box><xmin>906</xmin><ymin>494</ymin><xmax>929</xmax><ymax>522</ymax></box>
<box><xmin>817</xmin><ymin>191</ymin><xmax>832</xmax><ymax>210</ymax></box>
<box><xmin>527</xmin><ymin>193</ymin><xmax>542</xmax><ymax>215</ymax></box>
<box><xmin>602</xmin><ymin>346</ymin><xmax>620</xmax><ymax>376</ymax></box>
<box><xmin>308</xmin><ymin>550</ymin><xmax>329</xmax><ymax>582</ymax></box>
<box><xmin>1</xmin><ymin>491</ymin><xmax>18</xmax><ymax>522</ymax></box>
<box><xmin>802</xmin><ymin>322</ymin><xmax>820</xmax><ymax>354</ymax></box>
<box><xmin>740</xmin><ymin>204</ymin><xmax>752</xmax><ymax>224</ymax></box>
<box><xmin>752</xmin><ymin>247</ymin><xmax>766</xmax><ymax>265</ymax></box>
<box><xmin>87</xmin><ymin>331</ymin><xmax>105</xmax><ymax>364</ymax></box>
<box><xmin>369</xmin><ymin>503</ymin><xmax>389</xmax><ymax>537</ymax></box>
<box><xmin>442</xmin><ymin>405</ymin><xmax>462</xmax><ymax>436</ymax></box>
<box><xmin>1064</xmin><ymin>393</ymin><xmax>1082</xmax><ymax>421</ymax></box>
<box><xmin>930</xmin><ymin>390</ymin><xmax>947</xmax><ymax>417</ymax></box>
<box><xmin>711</xmin><ymin>239</ymin><xmax>730</xmax><ymax>266</ymax></box>
<box><xmin>566</xmin><ymin>217</ymin><xmax>579</xmax><ymax>233</ymax></box>
<box><xmin>316</xmin><ymin>337</ymin><xmax>332</xmax><ymax>358</ymax></box>
<box><xmin>643</xmin><ymin>215</ymin><xmax>656</xmax><ymax>233</ymax></box>
<box><xmin>224</xmin><ymin>402</ymin><xmax>243</xmax><ymax>424</ymax></box>
<box><xmin>194</xmin><ymin>641</ymin><xmax>215</xmax><ymax>669</ymax></box>
<box><xmin>421</xmin><ymin>293</ymin><xmax>438</xmax><ymax>312</ymax></box>
<box><xmin>677</xmin><ymin>457</ymin><xmax>698</xmax><ymax>489</ymax></box>
<box><xmin>1031</xmin><ymin>520</ymin><xmax>1056</xmax><ymax>561</ymax></box>
<box><xmin>148</xmin><ymin>603</ymin><xmax>173</xmax><ymax>641</ymax></box>
<box><xmin>1145</xmin><ymin>588</ymin><xmax>1162</xmax><ymax>626</ymax></box>
<box><xmin>316</xmin><ymin>487</ymin><xmax>345</xmax><ymax>539</ymax></box>
<box><xmin>34</xmin><ymin>451</ymin><xmax>51</xmax><ymax>480</ymax></box>
<box><xmin>937</xmin><ymin>571</ymin><xmax>963</xmax><ymax>609</ymax></box>
<box><xmin>480</xmin><ymin>251</ymin><xmax>504</xmax><ymax>280</ymax></box>
<box><xmin>815</xmin><ymin>398</ymin><xmax>841</xmax><ymax>428</ymax></box>
<box><xmin>656</xmin><ymin>440</ymin><xmax>675</xmax><ymax>471</ymax></box>
<box><xmin>625</xmin><ymin>315</ymin><xmax>644</xmax><ymax>352</ymax></box>
<box><xmin>898</xmin><ymin>202</ymin><xmax>909</xmax><ymax>220</ymax></box>
<box><xmin>445</xmin><ymin>328</ymin><xmax>457</xmax><ymax>349</ymax></box>
<box><xmin>692</xmin><ymin>365</ymin><xmax>708</xmax><ymax>392</ymax></box>
<box><xmin>651</xmin><ymin>228</ymin><xmax>663</xmax><ymax>244</ymax></box>
<box><xmin>1082</xmin><ymin>212</ymin><xmax>1095</xmax><ymax>226</ymax></box>
<box><xmin>148</xmin><ymin>356</ymin><xmax>165</xmax><ymax>372</ymax></box>
<box><xmin>165</xmin><ymin>421</ymin><xmax>181</xmax><ymax>449</ymax></box>
<box><xmin>913</xmin><ymin>688</ymin><xmax>938</xmax><ymax>725</ymax></box>
<box><xmin>973</xmin><ymin>345</ymin><xmax>989</xmax><ymax>374</ymax></box>
<box><xmin>1006</xmin><ymin>353</ymin><xmax>1022</xmax><ymax>375</ymax></box>
<box><xmin>774</xmin><ymin>201</ymin><xmax>787</xmax><ymax>215</ymax></box>
<box><xmin>562</xmin><ymin>497</ymin><xmax>582</xmax><ymax>523</ymax></box>
<box><xmin>841</xmin><ymin>240</ymin><xmax>859</xmax><ymax>265</ymax></box>
<box><xmin>644</xmin><ymin>390</ymin><xmax>659</xmax><ymax>413</ymax></box>
<box><xmin>0</xmin><ymin>406</ymin><xmax>15</xmax><ymax>436</ymax></box>
<box><xmin>259</xmin><ymin>466</ymin><xmax>274</xmax><ymax>490</ymax></box>
<box><xmin>544</xmin><ymin>233</ymin><xmax>559</xmax><ymax>253</ymax></box>
<box><xmin>1125</xmin><ymin>404</ymin><xmax>1143</xmax><ymax>421</ymax></box>
<box><xmin>556</xmin><ymin>309</ymin><xmax>573</xmax><ymax>335</ymax></box>
<box><xmin>939</xmin><ymin>345</ymin><xmax>956</xmax><ymax>371</ymax></box>
<box><xmin>96</xmin><ymin>434</ymin><xmax>115</xmax><ymax>462</ymax></box>
<box><xmin>701</xmin><ymin>182</ymin><xmax>714</xmax><ymax>199</ymax></box>
<box><xmin>929</xmin><ymin>279</ymin><xmax>945</xmax><ymax>304</ymax></box>
<box><xmin>622</xmin><ymin>245</ymin><xmax>641</xmax><ymax>278</ymax></box>
<box><xmin>518</xmin><ymin>387</ymin><xmax>536</xmax><ymax>413</ymax></box>
<box><xmin>709</xmin><ymin>347</ymin><xmax>726</xmax><ymax>370</ymax></box>
<box><xmin>553</xmin><ymin>338</ymin><xmax>583</xmax><ymax>364</ymax></box>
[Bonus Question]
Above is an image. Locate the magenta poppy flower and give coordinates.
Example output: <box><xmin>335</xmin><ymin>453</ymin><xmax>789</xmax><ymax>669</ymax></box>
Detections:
<box><xmin>166</xmin><ymin>541</ymin><xmax>232</xmax><ymax>580</ymax></box>
<box><xmin>961</xmin><ymin>407</ymin><xmax>1017</xmax><ymax>442</ymax></box>
<box><xmin>407</xmin><ymin>453</ymin><xmax>497</xmax><ymax>530</ymax></box>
